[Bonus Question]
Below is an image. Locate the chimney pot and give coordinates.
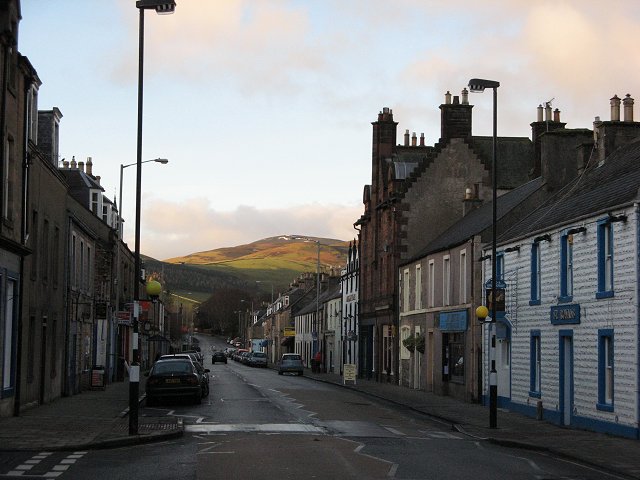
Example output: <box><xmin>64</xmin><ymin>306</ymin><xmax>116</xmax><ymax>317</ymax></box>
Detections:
<box><xmin>78</xmin><ymin>161</ymin><xmax>84</xmax><ymax>172</ymax></box>
<box><xmin>623</xmin><ymin>94</ymin><xmax>634</xmax><ymax>122</ymax></box>
<box><xmin>611</xmin><ymin>94</ymin><xmax>621</xmax><ymax>121</ymax></box>
<box><xmin>537</xmin><ymin>104</ymin><xmax>543</xmax><ymax>122</ymax></box>
<box><xmin>445</xmin><ymin>91</ymin><xmax>451</xmax><ymax>105</ymax></box>
<box><xmin>86</xmin><ymin>156</ymin><xmax>93</xmax><ymax>176</ymax></box>
<box><xmin>70</xmin><ymin>156</ymin><xmax>77</xmax><ymax>169</ymax></box>
<box><xmin>461</xmin><ymin>88</ymin><xmax>469</xmax><ymax>105</ymax></box>
<box><xmin>545</xmin><ymin>103</ymin><xmax>552</xmax><ymax>121</ymax></box>
<box><xmin>419</xmin><ymin>133</ymin><xmax>425</xmax><ymax>146</ymax></box>
<box><xmin>63</xmin><ymin>160</ymin><xmax>69</xmax><ymax>169</ymax></box>
<box><xmin>553</xmin><ymin>108</ymin><xmax>560</xmax><ymax>122</ymax></box>
<box><xmin>411</xmin><ymin>132</ymin><xmax>417</xmax><ymax>146</ymax></box>
<box><xmin>453</xmin><ymin>95</ymin><xmax>460</xmax><ymax>105</ymax></box>
<box><xmin>404</xmin><ymin>129</ymin><xmax>410</xmax><ymax>147</ymax></box>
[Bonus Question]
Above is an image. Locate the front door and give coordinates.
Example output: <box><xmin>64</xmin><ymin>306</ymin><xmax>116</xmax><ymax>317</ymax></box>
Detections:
<box><xmin>559</xmin><ymin>331</ymin><xmax>574</xmax><ymax>426</ymax></box>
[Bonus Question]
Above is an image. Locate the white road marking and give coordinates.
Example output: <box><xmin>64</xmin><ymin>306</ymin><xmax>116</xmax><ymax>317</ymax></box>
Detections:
<box><xmin>186</xmin><ymin>423</ymin><xmax>324</xmax><ymax>434</ymax></box>
<box><xmin>382</xmin><ymin>426</ymin><xmax>405</xmax><ymax>436</ymax></box>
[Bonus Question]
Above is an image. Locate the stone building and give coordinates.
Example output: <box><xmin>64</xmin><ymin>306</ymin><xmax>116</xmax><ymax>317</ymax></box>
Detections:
<box><xmin>357</xmin><ymin>91</ymin><xmax>534</xmax><ymax>383</ymax></box>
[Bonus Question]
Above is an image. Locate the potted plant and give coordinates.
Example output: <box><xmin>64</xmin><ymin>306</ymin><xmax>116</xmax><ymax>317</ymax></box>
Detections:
<box><xmin>402</xmin><ymin>335</ymin><xmax>416</xmax><ymax>353</ymax></box>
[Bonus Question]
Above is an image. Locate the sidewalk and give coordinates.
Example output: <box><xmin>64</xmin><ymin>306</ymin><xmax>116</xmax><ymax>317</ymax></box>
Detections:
<box><xmin>0</xmin><ymin>380</ymin><xmax>182</xmax><ymax>451</ymax></box>
<box><xmin>303</xmin><ymin>368</ymin><xmax>640</xmax><ymax>479</ymax></box>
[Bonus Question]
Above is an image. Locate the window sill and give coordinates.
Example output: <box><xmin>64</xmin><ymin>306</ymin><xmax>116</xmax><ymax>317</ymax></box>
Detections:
<box><xmin>529</xmin><ymin>390</ymin><xmax>541</xmax><ymax>399</ymax></box>
<box><xmin>596</xmin><ymin>402</ymin><xmax>614</xmax><ymax>412</ymax></box>
<box><xmin>529</xmin><ymin>299</ymin><xmax>541</xmax><ymax>306</ymax></box>
<box><xmin>558</xmin><ymin>295</ymin><xmax>573</xmax><ymax>304</ymax></box>
<box><xmin>596</xmin><ymin>291</ymin><xmax>614</xmax><ymax>299</ymax></box>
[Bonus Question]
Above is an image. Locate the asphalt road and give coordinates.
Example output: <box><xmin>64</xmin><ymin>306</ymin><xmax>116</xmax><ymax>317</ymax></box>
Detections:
<box><xmin>0</xmin><ymin>334</ymin><xmax>633</xmax><ymax>480</ymax></box>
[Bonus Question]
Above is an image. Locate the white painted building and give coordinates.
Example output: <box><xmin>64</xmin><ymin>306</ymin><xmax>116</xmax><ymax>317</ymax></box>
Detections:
<box><xmin>485</xmin><ymin>110</ymin><xmax>640</xmax><ymax>438</ymax></box>
<box><xmin>341</xmin><ymin>241</ymin><xmax>359</xmax><ymax>375</ymax></box>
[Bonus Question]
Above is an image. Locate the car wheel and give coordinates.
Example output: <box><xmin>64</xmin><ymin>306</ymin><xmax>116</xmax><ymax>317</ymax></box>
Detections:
<box><xmin>278</xmin><ymin>371</ymin><xmax>283</xmax><ymax>375</ymax></box>
<box><xmin>297</xmin><ymin>371</ymin><xmax>303</xmax><ymax>376</ymax></box>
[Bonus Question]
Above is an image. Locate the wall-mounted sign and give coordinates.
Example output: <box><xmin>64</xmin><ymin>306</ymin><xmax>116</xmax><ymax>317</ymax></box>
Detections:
<box><xmin>438</xmin><ymin>310</ymin><xmax>468</xmax><ymax>332</ymax></box>
<box><xmin>283</xmin><ymin>327</ymin><xmax>295</xmax><ymax>337</ymax></box>
<box><xmin>550</xmin><ymin>304</ymin><xmax>580</xmax><ymax>325</ymax></box>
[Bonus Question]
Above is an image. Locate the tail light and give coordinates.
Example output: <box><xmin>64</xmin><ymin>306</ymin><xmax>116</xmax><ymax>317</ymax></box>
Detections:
<box><xmin>147</xmin><ymin>377</ymin><xmax>160</xmax><ymax>386</ymax></box>
<box><xmin>186</xmin><ymin>375</ymin><xmax>199</xmax><ymax>385</ymax></box>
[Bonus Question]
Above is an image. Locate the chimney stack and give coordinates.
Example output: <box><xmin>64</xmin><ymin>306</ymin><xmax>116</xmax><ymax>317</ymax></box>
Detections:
<box><xmin>440</xmin><ymin>88</ymin><xmax>473</xmax><ymax>141</ymax></box>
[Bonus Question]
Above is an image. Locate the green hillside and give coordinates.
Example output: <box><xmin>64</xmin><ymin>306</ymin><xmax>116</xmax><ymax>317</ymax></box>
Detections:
<box><xmin>158</xmin><ymin>235</ymin><xmax>350</xmax><ymax>300</ymax></box>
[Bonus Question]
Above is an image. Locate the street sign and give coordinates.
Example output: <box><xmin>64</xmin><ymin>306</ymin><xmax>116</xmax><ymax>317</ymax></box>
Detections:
<box><xmin>343</xmin><ymin>363</ymin><xmax>357</xmax><ymax>385</ymax></box>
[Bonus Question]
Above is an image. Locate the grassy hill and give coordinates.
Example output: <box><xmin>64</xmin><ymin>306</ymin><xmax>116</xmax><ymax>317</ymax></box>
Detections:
<box><xmin>158</xmin><ymin>235</ymin><xmax>350</xmax><ymax>300</ymax></box>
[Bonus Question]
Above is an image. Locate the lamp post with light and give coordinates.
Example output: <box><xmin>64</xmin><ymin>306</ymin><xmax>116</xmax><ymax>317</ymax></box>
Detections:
<box><xmin>130</xmin><ymin>0</ymin><xmax>176</xmax><ymax>437</ymax></box>
<box><xmin>468</xmin><ymin>77</ymin><xmax>499</xmax><ymax>429</ymax></box>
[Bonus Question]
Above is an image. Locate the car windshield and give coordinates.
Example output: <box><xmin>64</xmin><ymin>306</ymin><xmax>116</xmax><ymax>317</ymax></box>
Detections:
<box><xmin>252</xmin><ymin>353</ymin><xmax>266</xmax><ymax>358</ymax></box>
<box><xmin>283</xmin><ymin>354</ymin><xmax>301</xmax><ymax>361</ymax></box>
<box><xmin>153</xmin><ymin>361</ymin><xmax>193</xmax><ymax>375</ymax></box>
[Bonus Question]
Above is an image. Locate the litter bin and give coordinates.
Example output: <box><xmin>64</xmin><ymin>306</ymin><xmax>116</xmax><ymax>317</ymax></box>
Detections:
<box><xmin>91</xmin><ymin>365</ymin><xmax>105</xmax><ymax>390</ymax></box>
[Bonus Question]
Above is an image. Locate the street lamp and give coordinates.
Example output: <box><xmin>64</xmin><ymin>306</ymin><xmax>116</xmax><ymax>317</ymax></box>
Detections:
<box><xmin>468</xmin><ymin>77</ymin><xmax>499</xmax><ymax>429</ymax></box>
<box><xmin>130</xmin><ymin>0</ymin><xmax>176</xmax><ymax>437</ymax></box>
<box><xmin>256</xmin><ymin>280</ymin><xmax>274</xmax><ymax>303</ymax></box>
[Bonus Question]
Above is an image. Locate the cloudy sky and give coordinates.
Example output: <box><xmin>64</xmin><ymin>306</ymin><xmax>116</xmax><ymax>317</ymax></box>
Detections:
<box><xmin>19</xmin><ymin>0</ymin><xmax>640</xmax><ymax>260</ymax></box>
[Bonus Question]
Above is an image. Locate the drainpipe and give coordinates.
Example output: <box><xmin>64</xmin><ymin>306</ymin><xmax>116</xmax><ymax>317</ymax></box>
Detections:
<box><xmin>636</xmin><ymin>203</ymin><xmax>640</xmax><ymax>439</ymax></box>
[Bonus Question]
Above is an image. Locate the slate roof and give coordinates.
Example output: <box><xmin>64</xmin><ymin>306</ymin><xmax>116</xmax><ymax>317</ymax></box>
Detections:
<box><xmin>406</xmin><ymin>177</ymin><xmax>545</xmax><ymax>263</ymax></box>
<box><xmin>59</xmin><ymin>169</ymin><xmax>104</xmax><ymax>207</ymax></box>
<box><xmin>499</xmin><ymin>137</ymin><xmax>640</xmax><ymax>243</ymax></box>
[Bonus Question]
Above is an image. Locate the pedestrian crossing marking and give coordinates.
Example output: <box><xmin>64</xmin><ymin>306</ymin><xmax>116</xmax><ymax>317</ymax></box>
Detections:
<box><xmin>186</xmin><ymin>423</ymin><xmax>324</xmax><ymax>434</ymax></box>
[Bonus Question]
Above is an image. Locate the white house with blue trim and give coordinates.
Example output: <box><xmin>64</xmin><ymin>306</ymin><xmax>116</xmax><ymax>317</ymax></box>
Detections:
<box><xmin>485</xmin><ymin>98</ymin><xmax>640</xmax><ymax>438</ymax></box>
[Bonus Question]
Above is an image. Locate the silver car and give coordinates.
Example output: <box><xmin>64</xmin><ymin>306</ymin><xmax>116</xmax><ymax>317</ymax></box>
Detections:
<box><xmin>247</xmin><ymin>351</ymin><xmax>267</xmax><ymax>368</ymax></box>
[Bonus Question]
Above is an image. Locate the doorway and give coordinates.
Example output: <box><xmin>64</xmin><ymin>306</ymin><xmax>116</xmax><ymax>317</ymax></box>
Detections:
<box><xmin>559</xmin><ymin>330</ymin><xmax>574</xmax><ymax>426</ymax></box>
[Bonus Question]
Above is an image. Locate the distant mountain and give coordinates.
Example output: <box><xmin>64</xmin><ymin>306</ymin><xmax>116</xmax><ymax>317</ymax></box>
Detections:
<box><xmin>157</xmin><ymin>235</ymin><xmax>350</xmax><ymax>299</ymax></box>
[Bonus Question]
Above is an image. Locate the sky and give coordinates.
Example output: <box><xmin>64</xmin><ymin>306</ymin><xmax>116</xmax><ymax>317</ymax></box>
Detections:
<box><xmin>18</xmin><ymin>0</ymin><xmax>640</xmax><ymax>260</ymax></box>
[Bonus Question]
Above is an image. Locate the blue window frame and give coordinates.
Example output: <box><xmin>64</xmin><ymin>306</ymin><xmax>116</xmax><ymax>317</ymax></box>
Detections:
<box><xmin>496</xmin><ymin>252</ymin><xmax>504</xmax><ymax>282</ymax></box>
<box><xmin>530</xmin><ymin>242</ymin><xmax>541</xmax><ymax>305</ymax></box>
<box><xmin>529</xmin><ymin>330</ymin><xmax>541</xmax><ymax>398</ymax></box>
<box><xmin>596</xmin><ymin>219</ymin><xmax>614</xmax><ymax>299</ymax></box>
<box><xmin>559</xmin><ymin>232</ymin><xmax>573</xmax><ymax>302</ymax></box>
<box><xmin>597</xmin><ymin>329</ymin><xmax>614</xmax><ymax>411</ymax></box>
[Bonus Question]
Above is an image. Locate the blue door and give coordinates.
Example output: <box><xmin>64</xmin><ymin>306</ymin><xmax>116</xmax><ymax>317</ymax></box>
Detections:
<box><xmin>559</xmin><ymin>330</ymin><xmax>574</xmax><ymax>426</ymax></box>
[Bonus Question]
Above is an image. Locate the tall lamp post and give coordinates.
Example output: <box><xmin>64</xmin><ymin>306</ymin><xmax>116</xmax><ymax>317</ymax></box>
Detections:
<box><xmin>256</xmin><ymin>280</ymin><xmax>274</xmax><ymax>303</ymax></box>
<box><xmin>130</xmin><ymin>0</ymin><xmax>176</xmax><ymax>437</ymax></box>
<box><xmin>468</xmin><ymin>77</ymin><xmax>499</xmax><ymax>429</ymax></box>
<box><xmin>115</xmin><ymin>158</ymin><xmax>166</xmax><ymax>383</ymax></box>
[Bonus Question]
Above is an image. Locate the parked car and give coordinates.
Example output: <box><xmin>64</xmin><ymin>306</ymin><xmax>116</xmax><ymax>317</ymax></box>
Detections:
<box><xmin>145</xmin><ymin>358</ymin><xmax>204</xmax><ymax>405</ymax></box>
<box><xmin>159</xmin><ymin>354</ymin><xmax>210</xmax><ymax>397</ymax></box>
<box><xmin>278</xmin><ymin>353</ymin><xmax>304</xmax><ymax>376</ymax></box>
<box><xmin>224</xmin><ymin>347</ymin><xmax>237</xmax><ymax>358</ymax></box>
<box><xmin>211</xmin><ymin>351</ymin><xmax>227</xmax><ymax>364</ymax></box>
<box><xmin>233</xmin><ymin>349</ymin><xmax>249</xmax><ymax>362</ymax></box>
<box><xmin>240</xmin><ymin>351</ymin><xmax>252</xmax><ymax>365</ymax></box>
<box><xmin>247</xmin><ymin>351</ymin><xmax>267</xmax><ymax>368</ymax></box>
